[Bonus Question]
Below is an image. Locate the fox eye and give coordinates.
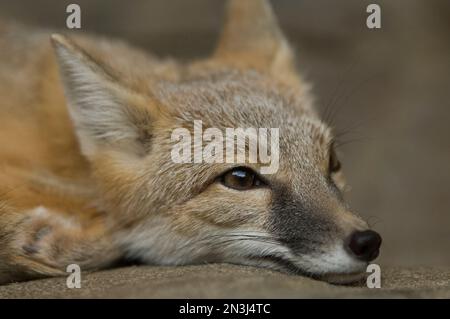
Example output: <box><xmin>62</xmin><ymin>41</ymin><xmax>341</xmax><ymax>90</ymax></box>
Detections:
<box><xmin>329</xmin><ymin>145</ymin><xmax>341</xmax><ymax>174</ymax></box>
<box><xmin>221</xmin><ymin>167</ymin><xmax>263</xmax><ymax>191</ymax></box>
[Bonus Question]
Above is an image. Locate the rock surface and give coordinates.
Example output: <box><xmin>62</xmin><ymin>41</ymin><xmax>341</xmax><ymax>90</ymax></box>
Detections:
<box><xmin>1</xmin><ymin>264</ymin><xmax>449</xmax><ymax>298</ymax></box>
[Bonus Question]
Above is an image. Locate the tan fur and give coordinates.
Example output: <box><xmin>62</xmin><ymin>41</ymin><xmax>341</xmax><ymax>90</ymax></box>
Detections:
<box><xmin>0</xmin><ymin>0</ymin><xmax>376</xmax><ymax>284</ymax></box>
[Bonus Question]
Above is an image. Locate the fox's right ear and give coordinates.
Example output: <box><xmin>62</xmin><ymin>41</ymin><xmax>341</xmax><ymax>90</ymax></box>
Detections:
<box><xmin>51</xmin><ymin>34</ymin><xmax>158</xmax><ymax>159</ymax></box>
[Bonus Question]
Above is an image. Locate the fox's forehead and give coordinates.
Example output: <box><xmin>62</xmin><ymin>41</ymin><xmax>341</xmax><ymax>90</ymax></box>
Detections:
<box><xmin>155</xmin><ymin>69</ymin><xmax>316</xmax><ymax>125</ymax></box>
<box><xmin>154</xmin><ymin>68</ymin><xmax>332</xmax><ymax>159</ymax></box>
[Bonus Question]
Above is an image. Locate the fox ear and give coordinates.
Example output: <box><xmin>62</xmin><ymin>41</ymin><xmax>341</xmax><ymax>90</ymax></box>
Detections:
<box><xmin>214</xmin><ymin>0</ymin><xmax>299</xmax><ymax>85</ymax></box>
<box><xmin>51</xmin><ymin>34</ymin><xmax>155</xmax><ymax>158</ymax></box>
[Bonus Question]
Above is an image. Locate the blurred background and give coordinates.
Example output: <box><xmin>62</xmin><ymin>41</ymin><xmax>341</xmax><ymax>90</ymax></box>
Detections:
<box><xmin>0</xmin><ymin>0</ymin><xmax>449</xmax><ymax>267</ymax></box>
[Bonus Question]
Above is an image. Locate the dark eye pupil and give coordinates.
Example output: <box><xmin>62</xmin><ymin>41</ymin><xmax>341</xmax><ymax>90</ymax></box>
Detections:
<box><xmin>230</xmin><ymin>170</ymin><xmax>254</xmax><ymax>188</ymax></box>
<box><xmin>222</xmin><ymin>167</ymin><xmax>260</xmax><ymax>190</ymax></box>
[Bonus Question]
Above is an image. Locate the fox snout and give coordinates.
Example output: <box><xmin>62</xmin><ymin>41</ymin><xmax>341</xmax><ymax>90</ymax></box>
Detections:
<box><xmin>263</xmin><ymin>181</ymin><xmax>382</xmax><ymax>283</ymax></box>
<box><xmin>272</xmin><ymin>221</ymin><xmax>382</xmax><ymax>284</ymax></box>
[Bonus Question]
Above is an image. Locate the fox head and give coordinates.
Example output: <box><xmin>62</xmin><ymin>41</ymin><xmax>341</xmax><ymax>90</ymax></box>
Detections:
<box><xmin>52</xmin><ymin>0</ymin><xmax>381</xmax><ymax>283</ymax></box>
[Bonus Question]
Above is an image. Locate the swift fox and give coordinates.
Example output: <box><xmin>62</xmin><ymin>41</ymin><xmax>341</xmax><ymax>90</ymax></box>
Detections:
<box><xmin>0</xmin><ymin>0</ymin><xmax>381</xmax><ymax>284</ymax></box>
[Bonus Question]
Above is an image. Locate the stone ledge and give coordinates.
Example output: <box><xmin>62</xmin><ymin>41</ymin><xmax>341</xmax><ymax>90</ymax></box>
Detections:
<box><xmin>1</xmin><ymin>264</ymin><xmax>449</xmax><ymax>298</ymax></box>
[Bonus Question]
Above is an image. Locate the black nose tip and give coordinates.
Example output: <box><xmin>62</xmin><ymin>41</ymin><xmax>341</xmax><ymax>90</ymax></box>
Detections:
<box><xmin>347</xmin><ymin>230</ymin><xmax>382</xmax><ymax>262</ymax></box>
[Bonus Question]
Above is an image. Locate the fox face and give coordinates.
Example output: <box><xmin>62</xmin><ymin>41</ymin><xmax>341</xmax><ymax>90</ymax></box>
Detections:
<box><xmin>51</xmin><ymin>0</ymin><xmax>381</xmax><ymax>283</ymax></box>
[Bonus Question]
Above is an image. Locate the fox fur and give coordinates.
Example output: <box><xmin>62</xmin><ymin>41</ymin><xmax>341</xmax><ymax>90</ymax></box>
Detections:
<box><xmin>0</xmin><ymin>0</ymin><xmax>378</xmax><ymax>284</ymax></box>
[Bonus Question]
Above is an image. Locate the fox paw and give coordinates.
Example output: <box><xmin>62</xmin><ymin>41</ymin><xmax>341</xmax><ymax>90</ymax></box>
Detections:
<box><xmin>15</xmin><ymin>206</ymin><xmax>83</xmax><ymax>270</ymax></box>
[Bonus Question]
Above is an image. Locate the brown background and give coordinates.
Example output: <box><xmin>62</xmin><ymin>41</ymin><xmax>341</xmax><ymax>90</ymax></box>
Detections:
<box><xmin>0</xmin><ymin>0</ymin><xmax>449</xmax><ymax>267</ymax></box>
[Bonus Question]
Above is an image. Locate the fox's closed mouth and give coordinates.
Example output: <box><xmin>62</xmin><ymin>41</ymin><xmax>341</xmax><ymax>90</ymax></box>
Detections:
<box><xmin>318</xmin><ymin>271</ymin><xmax>367</xmax><ymax>285</ymax></box>
<box><xmin>251</xmin><ymin>254</ymin><xmax>367</xmax><ymax>285</ymax></box>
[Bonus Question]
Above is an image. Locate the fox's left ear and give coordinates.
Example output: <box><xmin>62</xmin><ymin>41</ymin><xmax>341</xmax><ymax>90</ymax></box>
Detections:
<box><xmin>51</xmin><ymin>34</ymin><xmax>158</xmax><ymax>159</ymax></box>
<box><xmin>214</xmin><ymin>0</ymin><xmax>300</xmax><ymax>86</ymax></box>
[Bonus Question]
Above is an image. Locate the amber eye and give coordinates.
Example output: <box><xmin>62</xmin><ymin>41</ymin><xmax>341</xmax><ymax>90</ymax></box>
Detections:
<box><xmin>221</xmin><ymin>167</ymin><xmax>263</xmax><ymax>190</ymax></box>
<box><xmin>329</xmin><ymin>145</ymin><xmax>341</xmax><ymax>174</ymax></box>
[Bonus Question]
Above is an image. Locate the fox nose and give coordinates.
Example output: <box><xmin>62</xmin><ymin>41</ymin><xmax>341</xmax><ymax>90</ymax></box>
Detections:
<box><xmin>347</xmin><ymin>230</ymin><xmax>382</xmax><ymax>262</ymax></box>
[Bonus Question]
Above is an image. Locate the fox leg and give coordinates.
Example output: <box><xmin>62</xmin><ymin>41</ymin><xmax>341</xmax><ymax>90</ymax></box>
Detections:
<box><xmin>0</xmin><ymin>202</ymin><xmax>121</xmax><ymax>284</ymax></box>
